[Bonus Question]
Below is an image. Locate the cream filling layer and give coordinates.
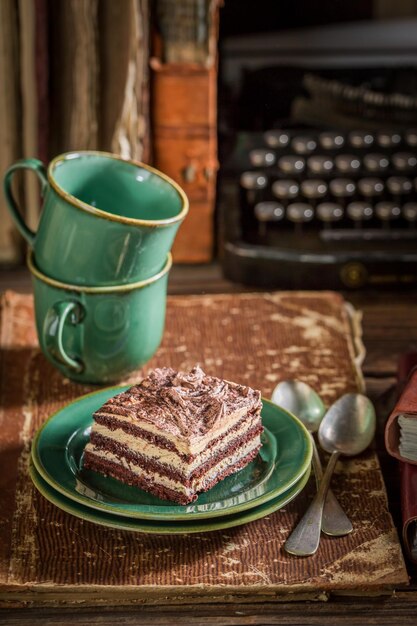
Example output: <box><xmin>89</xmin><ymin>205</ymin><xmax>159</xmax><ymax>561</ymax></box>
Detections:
<box><xmin>96</xmin><ymin>404</ymin><xmax>261</xmax><ymax>456</ymax></box>
<box><xmin>90</xmin><ymin>416</ymin><xmax>259</xmax><ymax>474</ymax></box>
<box><xmin>85</xmin><ymin>436</ymin><xmax>261</xmax><ymax>497</ymax></box>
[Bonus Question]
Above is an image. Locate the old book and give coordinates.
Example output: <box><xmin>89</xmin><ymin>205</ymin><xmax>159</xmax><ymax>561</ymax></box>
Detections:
<box><xmin>0</xmin><ymin>0</ymin><xmax>49</xmax><ymax>265</ymax></box>
<box><xmin>385</xmin><ymin>368</ymin><xmax>417</xmax><ymax>465</ymax></box>
<box><xmin>151</xmin><ymin>1</ymin><xmax>220</xmax><ymax>262</ymax></box>
<box><xmin>18</xmin><ymin>0</ymin><xmax>47</xmax><ymax>233</ymax></box>
<box><xmin>0</xmin><ymin>0</ymin><xmax>22</xmax><ymax>264</ymax></box>
<box><xmin>48</xmin><ymin>0</ymin><xmax>99</xmax><ymax>155</ymax></box>
<box><xmin>98</xmin><ymin>0</ymin><xmax>150</xmax><ymax>161</ymax></box>
<box><xmin>391</xmin><ymin>351</ymin><xmax>417</xmax><ymax>564</ymax></box>
<box><xmin>0</xmin><ymin>291</ymin><xmax>407</xmax><ymax>606</ymax></box>
<box><xmin>34</xmin><ymin>0</ymin><xmax>49</xmax><ymax>165</ymax></box>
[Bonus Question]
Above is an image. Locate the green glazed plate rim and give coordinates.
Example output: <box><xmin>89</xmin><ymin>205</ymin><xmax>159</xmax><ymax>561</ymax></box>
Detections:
<box><xmin>31</xmin><ymin>385</ymin><xmax>312</xmax><ymax>521</ymax></box>
<box><xmin>29</xmin><ymin>463</ymin><xmax>311</xmax><ymax>535</ymax></box>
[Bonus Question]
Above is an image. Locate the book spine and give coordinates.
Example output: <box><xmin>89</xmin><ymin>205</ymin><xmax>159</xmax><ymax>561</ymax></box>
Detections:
<box><xmin>150</xmin><ymin>1</ymin><xmax>220</xmax><ymax>263</ymax></box>
<box><xmin>0</xmin><ymin>0</ymin><xmax>22</xmax><ymax>264</ymax></box>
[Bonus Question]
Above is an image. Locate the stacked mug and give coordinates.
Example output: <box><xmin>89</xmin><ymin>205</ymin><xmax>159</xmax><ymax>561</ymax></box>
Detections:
<box><xmin>3</xmin><ymin>151</ymin><xmax>188</xmax><ymax>383</ymax></box>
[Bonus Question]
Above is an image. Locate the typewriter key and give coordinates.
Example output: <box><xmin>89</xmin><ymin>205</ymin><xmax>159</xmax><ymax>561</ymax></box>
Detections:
<box><xmin>319</xmin><ymin>132</ymin><xmax>345</xmax><ymax>150</ymax></box>
<box><xmin>240</xmin><ymin>172</ymin><xmax>268</xmax><ymax>232</ymax></box>
<box><xmin>403</xmin><ymin>202</ymin><xmax>417</xmax><ymax>224</ymax></box>
<box><xmin>249</xmin><ymin>149</ymin><xmax>276</xmax><ymax>167</ymax></box>
<box><xmin>405</xmin><ymin>129</ymin><xmax>417</xmax><ymax>148</ymax></box>
<box><xmin>307</xmin><ymin>155</ymin><xmax>334</xmax><ymax>175</ymax></box>
<box><xmin>329</xmin><ymin>178</ymin><xmax>356</xmax><ymax>200</ymax></box>
<box><xmin>301</xmin><ymin>179</ymin><xmax>328</xmax><ymax>201</ymax></box>
<box><xmin>255</xmin><ymin>201</ymin><xmax>285</xmax><ymax>237</ymax></box>
<box><xmin>291</xmin><ymin>136</ymin><xmax>317</xmax><ymax>155</ymax></box>
<box><xmin>278</xmin><ymin>155</ymin><xmax>305</xmax><ymax>175</ymax></box>
<box><xmin>391</xmin><ymin>152</ymin><xmax>417</xmax><ymax>172</ymax></box>
<box><xmin>287</xmin><ymin>202</ymin><xmax>314</xmax><ymax>223</ymax></box>
<box><xmin>358</xmin><ymin>177</ymin><xmax>384</xmax><ymax>198</ymax></box>
<box><xmin>349</xmin><ymin>131</ymin><xmax>374</xmax><ymax>148</ymax></box>
<box><xmin>376</xmin><ymin>131</ymin><xmax>401</xmax><ymax>148</ymax></box>
<box><xmin>264</xmin><ymin>130</ymin><xmax>290</xmax><ymax>148</ymax></box>
<box><xmin>255</xmin><ymin>201</ymin><xmax>285</xmax><ymax>222</ymax></box>
<box><xmin>317</xmin><ymin>202</ymin><xmax>344</xmax><ymax>223</ymax></box>
<box><xmin>335</xmin><ymin>154</ymin><xmax>361</xmax><ymax>174</ymax></box>
<box><xmin>240</xmin><ymin>171</ymin><xmax>268</xmax><ymax>190</ymax></box>
<box><xmin>386</xmin><ymin>176</ymin><xmax>413</xmax><ymax>198</ymax></box>
<box><xmin>272</xmin><ymin>179</ymin><xmax>299</xmax><ymax>201</ymax></box>
<box><xmin>363</xmin><ymin>153</ymin><xmax>390</xmax><ymax>173</ymax></box>
<box><xmin>347</xmin><ymin>201</ymin><xmax>373</xmax><ymax>224</ymax></box>
<box><xmin>375</xmin><ymin>201</ymin><xmax>401</xmax><ymax>224</ymax></box>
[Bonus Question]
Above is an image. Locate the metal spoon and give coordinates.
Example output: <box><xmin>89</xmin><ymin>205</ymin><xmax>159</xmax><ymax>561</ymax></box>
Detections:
<box><xmin>272</xmin><ymin>381</ymin><xmax>353</xmax><ymax>536</ymax></box>
<box><xmin>284</xmin><ymin>393</ymin><xmax>376</xmax><ymax>556</ymax></box>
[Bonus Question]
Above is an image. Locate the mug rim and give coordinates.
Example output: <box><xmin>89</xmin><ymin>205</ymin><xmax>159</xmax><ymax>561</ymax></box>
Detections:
<box><xmin>47</xmin><ymin>151</ymin><xmax>189</xmax><ymax>228</ymax></box>
<box><xmin>27</xmin><ymin>250</ymin><xmax>172</xmax><ymax>293</ymax></box>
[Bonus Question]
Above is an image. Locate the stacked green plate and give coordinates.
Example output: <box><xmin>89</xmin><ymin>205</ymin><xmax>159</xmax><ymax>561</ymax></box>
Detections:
<box><xmin>30</xmin><ymin>387</ymin><xmax>313</xmax><ymax>534</ymax></box>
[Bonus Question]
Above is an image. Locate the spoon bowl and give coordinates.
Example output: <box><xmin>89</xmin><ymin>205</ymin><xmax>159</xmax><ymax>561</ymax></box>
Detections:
<box><xmin>271</xmin><ymin>380</ymin><xmax>325</xmax><ymax>432</ymax></box>
<box><xmin>318</xmin><ymin>392</ymin><xmax>376</xmax><ymax>456</ymax></box>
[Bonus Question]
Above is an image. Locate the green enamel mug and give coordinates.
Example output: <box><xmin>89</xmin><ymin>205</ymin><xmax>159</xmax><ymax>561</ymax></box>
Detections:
<box><xmin>28</xmin><ymin>250</ymin><xmax>172</xmax><ymax>384</ymax></box>
<box><xmin>4</xmin><ymin>151</ymin><xmax>187</xmax><ymax>285</ymax></box>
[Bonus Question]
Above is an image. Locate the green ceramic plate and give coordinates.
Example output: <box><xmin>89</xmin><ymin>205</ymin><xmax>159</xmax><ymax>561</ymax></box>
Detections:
<box><xmin>31</xmin><ymin>386</ymin><xmax>312</xmax><ymax>521</ymax></box>
<box><xmin>29</xmin><ymin>463</ymin><xmax>311</xmax><ymax>534</ymax></box>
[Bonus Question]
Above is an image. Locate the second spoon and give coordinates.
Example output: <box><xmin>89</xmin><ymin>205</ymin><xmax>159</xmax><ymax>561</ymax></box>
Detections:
<box><xmin>272</xmin><ymin>380</ymin><xmax>353</xmax><ymax>537</ymax></box>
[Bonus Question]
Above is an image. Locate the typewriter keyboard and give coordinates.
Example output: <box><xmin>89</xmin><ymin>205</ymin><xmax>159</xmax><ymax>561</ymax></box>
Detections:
<box><xmin>229</xmin><ymin>129</ymin><xmax>417</xmax><ymax>248</ymax></box>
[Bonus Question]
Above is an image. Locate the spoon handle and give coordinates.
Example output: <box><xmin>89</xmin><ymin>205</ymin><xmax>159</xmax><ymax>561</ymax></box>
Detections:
<box><xmin>322</xmin><ymin>489</ymin><xmax>353</xmax><ymax>536</ymax></box>
<box><xmin>284</xmin><ymin>451</ymin><xmax>340</xmax><ymax>556</ymax></box>
<box><xmin>310</xmin><ymin>436</ymin><xmax>353</xmax><ymax>536</ymax></box>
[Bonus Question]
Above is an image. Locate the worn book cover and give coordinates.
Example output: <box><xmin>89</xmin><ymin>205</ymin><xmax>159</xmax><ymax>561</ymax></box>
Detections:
<box><xmin>386</xmin><ymin>368</ymin><xmax>417</xmax><ymax>465</ymax></box>
<box><xmin>388</xmin><ymin>352</ymin><xmax>417</xmax><ymax>564</ymax></box>
<box><xmin>0</xmin><ymin>291</ymin><xmax>408</xmax><ymax>607</ymax></box>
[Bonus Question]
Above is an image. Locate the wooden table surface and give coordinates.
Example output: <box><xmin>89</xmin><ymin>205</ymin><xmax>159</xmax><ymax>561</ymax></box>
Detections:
<box><xmin>1</xmin><ymin>265</ymin><xmax>417</xmax><ymax>625</ymax></box>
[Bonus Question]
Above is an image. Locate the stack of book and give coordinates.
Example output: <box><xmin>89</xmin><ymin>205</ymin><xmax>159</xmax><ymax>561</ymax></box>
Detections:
<box><xmin>0</xmin><ymin>0</ymin><xmax>150</xmax><ymax>264</ymax></box>
<box><xmin>1</xmin><ymin>1</ymin><xmax>221</xmax><ymax>266</ymax></box>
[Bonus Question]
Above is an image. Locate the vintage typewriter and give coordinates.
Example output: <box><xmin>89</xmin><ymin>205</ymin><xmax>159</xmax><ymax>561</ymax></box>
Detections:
<box><xmin>221</xmin><ymin>124</ymin><xmax>417</xmax><ymax>288</ymax></box>
<box><xmin>219</xmin><ymin>21</ymin><xmax>417</xmax><ymax>289</ymax></box>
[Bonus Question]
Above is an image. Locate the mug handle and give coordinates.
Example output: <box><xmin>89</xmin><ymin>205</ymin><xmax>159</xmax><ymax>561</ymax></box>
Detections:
<box><xmin>3</xmin><ymin>158</ymin><xmax>49</xmax><ymax>246</ymax></box>
<box><xmin>43</xmin><ymin>301</ymin><xmax>84</xmax><ymax>373</ymax></box>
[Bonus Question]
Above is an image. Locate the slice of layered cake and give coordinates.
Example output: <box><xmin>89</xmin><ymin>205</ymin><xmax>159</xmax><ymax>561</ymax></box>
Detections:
<box><xmin>83</xmin><ymin>365</ymin><xmax>263</xmax><ymax>504</ymax></box>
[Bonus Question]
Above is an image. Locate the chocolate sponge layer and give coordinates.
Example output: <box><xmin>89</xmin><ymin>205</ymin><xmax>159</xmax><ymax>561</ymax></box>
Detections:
<box><xmin>83</xmin><ymin>446</ymin><xmax>260</xmax><ymax>505</ymax></box>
